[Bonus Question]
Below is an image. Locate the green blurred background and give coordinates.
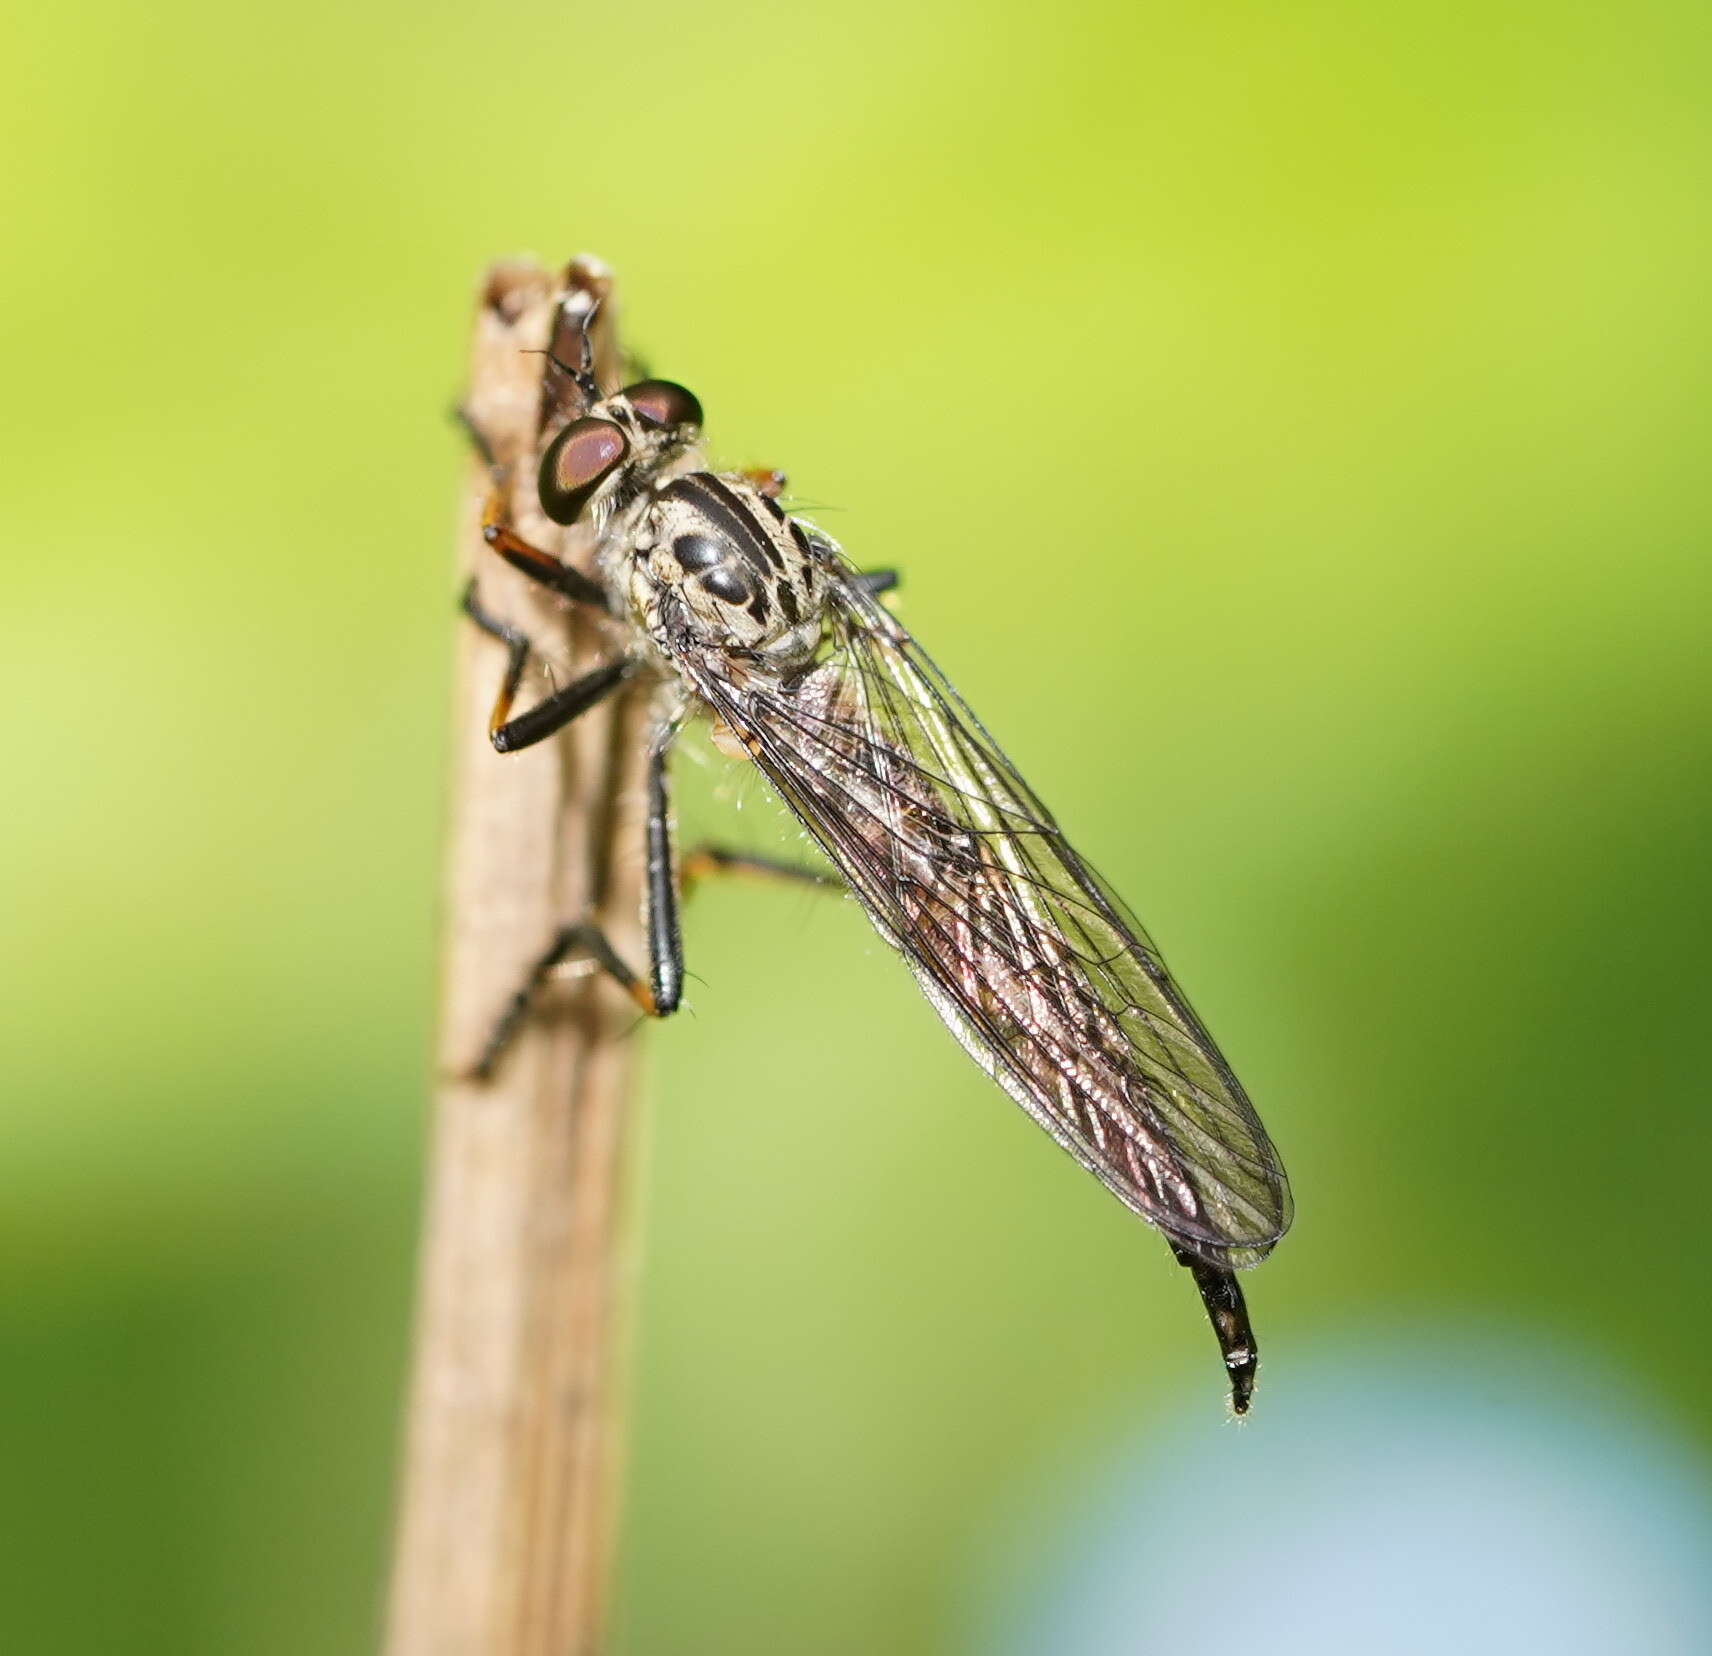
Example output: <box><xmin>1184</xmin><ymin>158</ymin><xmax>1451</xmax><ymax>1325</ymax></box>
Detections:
<box><xmin>5</xmin><ymin>1</ymin><xmax>1711</xmax><ymax>1651</ymax></box>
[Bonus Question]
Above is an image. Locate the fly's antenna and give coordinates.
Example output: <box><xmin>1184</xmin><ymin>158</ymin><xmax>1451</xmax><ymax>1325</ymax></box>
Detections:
<box><xmin>527</xmin><ymin>345</ymin><xmax>600</xmax><ymax>409</ymax></box>
<box><xmin>533</xmin><ymin>279</ymin><xmax>606</xmax><ymax>413</ymax></box>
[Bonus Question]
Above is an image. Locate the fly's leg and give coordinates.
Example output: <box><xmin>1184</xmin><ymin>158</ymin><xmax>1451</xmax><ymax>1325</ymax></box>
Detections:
<box><xmin>469</xmin><ymin>921</ymin><xmax>658</xmax><ymax>1080</ymax></box>
<box><xmin>469</xmin><ymin>736</ymin><xmax>683</xmax><ymax>1079</ymax></box>
<box><xmin>470</xmin><ymin>738</ymin><xmax>845</xmax><ymax>1079</ymax></box>
<box><xmin>483</xmin><ymin>515</ymin><xmax>610</xmax><ymax>610</ymax></box>
<box><xmin>453</xmin><ymin>403</ymin><xmax>507</xmax><ymax>474</ymax></box>
<box><xmin>643</xmin><ymin>735</ymin><xmax>686</xmax><ymax>1014</ymax></box>
<box><xmin>680</xmin><ymin>846</ymin><xmax>841</xmax><ymax>894</ymax></box>
<box><xmin>738</xmin><ymin>467</ymin><xmax>788</xmax><ymax>499</ymax></box>
<box><xmin>641</xmin><ymin>737</ymin><xmax>846</xmax><ymax>1017</ymax></box>
<box><xmin>1172</xmin><ymin>1245</ymin><xmax>1260</xmax><ymax>1416</ymax></box>
<box><xmin>461</xmin><ymin>580</ymin><xmax>633</xmax><ymax>751</ymax></box>
<box><xmin>453</xmin><ymin>406</ymin><xmax>610</xmax><ymax>610</ymax></box>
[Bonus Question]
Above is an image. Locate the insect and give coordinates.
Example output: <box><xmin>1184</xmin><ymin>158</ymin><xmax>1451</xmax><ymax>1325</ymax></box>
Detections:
<box><xmin>459</xmin><ymin>278</ymin><xmax>1292</xmax><ymax>1413</ymax></box>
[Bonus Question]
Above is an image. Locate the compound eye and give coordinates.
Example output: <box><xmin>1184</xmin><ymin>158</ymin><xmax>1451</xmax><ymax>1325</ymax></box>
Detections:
<box><xmin>623</xmin><ymin>379</ymin><xmax>703</xmax><ymax>430</ymax></box>
<box><xmin>538</xmin><ymin>417</ymin><xmax>629</xmax><ymax>524</ymax></box>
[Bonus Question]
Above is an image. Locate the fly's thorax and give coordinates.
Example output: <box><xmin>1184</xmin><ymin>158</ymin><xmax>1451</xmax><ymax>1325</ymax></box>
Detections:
<box><xmin>627</xmin><ymin>472</ymin><xmax>829</xmax><ymax>669</ymax></box>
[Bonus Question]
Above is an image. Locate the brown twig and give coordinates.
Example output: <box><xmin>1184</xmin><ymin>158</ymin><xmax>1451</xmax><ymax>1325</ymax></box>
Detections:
<box><xmin>383</xmin><ymin>257</ymin><xmax>648</xmax><ymax>1656</ymax></box>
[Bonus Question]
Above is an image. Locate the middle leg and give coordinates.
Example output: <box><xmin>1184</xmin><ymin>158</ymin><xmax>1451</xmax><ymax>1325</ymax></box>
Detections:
<box><xmin>470</xmin><ymin>731</ymin><xmax>845</xmax><ymax>1077</ymax></box>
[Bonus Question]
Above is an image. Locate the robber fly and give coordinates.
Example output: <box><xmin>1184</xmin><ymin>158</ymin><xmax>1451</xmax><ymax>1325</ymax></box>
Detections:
<box><xmin>459</xmin><ymin>277</ymin><xmax>1292</xmax><ymax>1413</ymax></box>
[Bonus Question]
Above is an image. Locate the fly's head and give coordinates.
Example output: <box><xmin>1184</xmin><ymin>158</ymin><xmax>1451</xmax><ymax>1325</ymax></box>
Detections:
<box><xmin>627</xmin><ymin>471</ymin><xmax>830</xmax><ymax>674</ymax></box>
<box><xmin>534</xmin><ymin>377</ymin><xmax>705</xmax><ymax>533</ymax></box>
<box><xmin>533</xmin><ymin>370</ymin><xmax>831</xmax><ymax>673</ymax></box>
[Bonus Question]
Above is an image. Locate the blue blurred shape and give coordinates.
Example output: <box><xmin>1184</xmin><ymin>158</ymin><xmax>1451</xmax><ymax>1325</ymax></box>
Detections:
<box><xmin>977</xmin><ymin>1332</ymin><xmax>1712</xmax><ymax>1656</ymax></box>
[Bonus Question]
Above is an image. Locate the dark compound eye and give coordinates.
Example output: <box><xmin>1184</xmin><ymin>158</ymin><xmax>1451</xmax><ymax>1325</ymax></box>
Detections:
<box><xmin>623</xmin><ymin>379</ymin><xmax>703</xmax><ymax>430</ymax></box>
<box><xmin>538</xmin><ymin>417</ymin><xmax>629</xmax><ymax>524</ymax></box>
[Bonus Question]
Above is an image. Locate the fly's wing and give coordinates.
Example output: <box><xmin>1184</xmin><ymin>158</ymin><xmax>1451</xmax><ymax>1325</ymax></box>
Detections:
<box><xmin>687</xmin><ymin>567</ymin><xmax>1292</xmax><ymax>1270</ymax></box>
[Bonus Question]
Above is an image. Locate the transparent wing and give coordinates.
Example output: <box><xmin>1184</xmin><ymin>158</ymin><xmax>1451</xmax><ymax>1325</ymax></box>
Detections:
<box><xmin>685</xmin><ymin>562</ymin><xmax>1292</xmax><ymax>1269</ymax></box>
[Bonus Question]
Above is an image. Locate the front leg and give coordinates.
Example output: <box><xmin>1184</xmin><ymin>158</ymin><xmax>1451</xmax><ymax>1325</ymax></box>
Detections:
<box><xmin>461</xmin><ymin>580</ymin><xmax>634</xmax><ymax>752</ymax></box>
<box><xmin>454</xmin><ymin>406</ymin><xmax>611</xmax><ymax>610</ymax></box>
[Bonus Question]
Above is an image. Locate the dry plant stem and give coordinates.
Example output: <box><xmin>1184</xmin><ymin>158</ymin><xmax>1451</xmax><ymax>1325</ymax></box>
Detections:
<box><xmin>384</xmin><ymin>258</ymin><xmax>649</xmax><ymax>1656</ymax></box>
